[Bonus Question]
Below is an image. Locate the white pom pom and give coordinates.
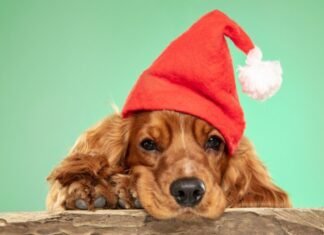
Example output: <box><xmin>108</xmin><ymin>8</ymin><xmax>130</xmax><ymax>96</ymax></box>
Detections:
<box><xmin>238</xmin><ymin>47</ymin><xmax>282</xmax><ymax>100</ymax></box>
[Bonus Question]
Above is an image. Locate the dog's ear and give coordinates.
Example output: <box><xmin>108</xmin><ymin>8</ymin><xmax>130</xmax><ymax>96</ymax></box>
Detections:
<box><xmin>221</xmin><ymin>137</ymin><xmax>291</xmax><ymax>208</ymax></box>
<box><xmin>69</xmin><ymin>113</ymin><xmax>131</xmax><ymax>167</ymax></box>
<box><xmin>47</xmin><ymin>114</ymin><xmax>131</xmax><ymax>184</ymax></box>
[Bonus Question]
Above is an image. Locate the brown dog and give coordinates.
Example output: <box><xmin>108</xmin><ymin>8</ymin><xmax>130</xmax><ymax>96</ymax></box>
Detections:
<box><xmin>47</xmin><ymin>110</ymin><xmax>291</xmax><ymax>219</ymax></box>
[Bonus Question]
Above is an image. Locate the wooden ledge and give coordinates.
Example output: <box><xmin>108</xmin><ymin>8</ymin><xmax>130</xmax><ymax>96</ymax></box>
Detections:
<box><xmin>0</xmin><ymin>208</ymin><xmax>323</xmax><ymax>234</ymax></box>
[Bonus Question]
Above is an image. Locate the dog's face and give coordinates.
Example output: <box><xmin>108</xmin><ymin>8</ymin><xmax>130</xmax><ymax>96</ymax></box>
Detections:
<box><xmin>122</xmin><ymin>110</ymin><xmax>290</xmax><ymax>219</ymax></box>
<box><xmin>126</xmin><ymin>111</ymin><xmax>230</xmax><ymax>219</ymax></box>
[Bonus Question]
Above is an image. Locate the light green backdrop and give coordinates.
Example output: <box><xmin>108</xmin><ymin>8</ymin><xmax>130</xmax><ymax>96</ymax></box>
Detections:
<box><xmin>0</xmin><ymin>0</ymin><xmax>323</xmax><ymax>211</ymax></box>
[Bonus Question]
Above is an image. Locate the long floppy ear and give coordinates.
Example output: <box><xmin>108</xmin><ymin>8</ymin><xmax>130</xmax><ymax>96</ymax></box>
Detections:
<box><xmin>69</xmin><ymin>113</ymin><xmax>131</xmax><ymax>167</ymax></box>
<box><xmin>222</xmin><ymin>137</ymin><xmax>291</xmax><ymax>208</ymax></box>
<box><xmin>47</xmin><ymin>113</ymin><xmax>132</xmax><ymax>185</ymax></box>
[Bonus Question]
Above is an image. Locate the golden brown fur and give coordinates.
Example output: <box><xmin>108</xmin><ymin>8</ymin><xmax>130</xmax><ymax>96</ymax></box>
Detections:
<box><xmin>47</xmin><ymin>111</ymin><xmax>291</xmax><ymax>219</ymax></box>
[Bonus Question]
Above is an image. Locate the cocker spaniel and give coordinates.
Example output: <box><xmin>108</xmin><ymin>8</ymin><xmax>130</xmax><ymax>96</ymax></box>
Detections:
<box><xmin>47</xmin><ymin>111</ymin><xmax>291</xmax><ymax>219</ymax></box>
<box><xmin>47</xmin><ymin>9</ymin><xmax>291</xmax><ymax>219</ymax></box>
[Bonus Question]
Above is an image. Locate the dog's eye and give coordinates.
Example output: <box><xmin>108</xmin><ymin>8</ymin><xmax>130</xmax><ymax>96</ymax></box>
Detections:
<box><xmin>140</xmin><ymin>138</ymin><xmax>158</xmax><ymax>151</ymax></box>
<box><xmin>205</xmin><ymin>135</ymin><xmax>223</xmax><ymax>151</ymax></box>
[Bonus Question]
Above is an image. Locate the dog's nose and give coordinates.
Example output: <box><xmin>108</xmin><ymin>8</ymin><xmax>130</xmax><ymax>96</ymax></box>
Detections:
<box><xmin>170</xmin><ymin>177</ymin><xmax>205</xmax><ymax>207</ymax></box>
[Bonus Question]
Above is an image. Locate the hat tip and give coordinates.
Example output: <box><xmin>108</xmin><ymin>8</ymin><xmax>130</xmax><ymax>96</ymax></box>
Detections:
<box><xmin>238</xmin><ymin>47</ymin><xmax>283</xmax><ymax>101</ymax></box>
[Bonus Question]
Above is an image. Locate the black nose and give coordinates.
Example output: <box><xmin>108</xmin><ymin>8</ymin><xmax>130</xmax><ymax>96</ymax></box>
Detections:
<box><xmin>170</xmin><ymin>177</ymin><xmax>205</xmax><ymax>207</ymax></box>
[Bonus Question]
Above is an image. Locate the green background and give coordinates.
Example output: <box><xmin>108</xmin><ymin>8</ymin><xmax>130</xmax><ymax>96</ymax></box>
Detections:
<box><xmin>0</xmin><ymin>0</ymin><xmax>323</xmax><ymax>211</ymax></box>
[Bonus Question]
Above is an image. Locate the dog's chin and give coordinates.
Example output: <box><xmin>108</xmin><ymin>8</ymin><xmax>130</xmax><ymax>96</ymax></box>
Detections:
<box><xmin>142</xmin><ymin>202</ymin><xmax>225</xmax><ymax>220</ymax></box>
<box><xmin>143</xmin><ymin>205</ymin><xmax>197</xmax><ymax>220</ymax></box>
<box><xmin>177</xmin><ymin>207</ymin><xmax>225</xmax><ymax>220</ymax></box>
<box><xmin>173</xmin><ymin>209</ymin><xmax>200</xmax><ymax>221</ymax></box>
<box><xmin>173</xmin><ymin>208</ymin><xmax>208</xmax><ymax>221</ymax></box>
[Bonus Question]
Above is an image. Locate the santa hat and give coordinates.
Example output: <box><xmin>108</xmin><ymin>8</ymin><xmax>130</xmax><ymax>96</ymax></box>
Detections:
<box><xmin>122</xmin><ymin>10</ymin><xmax>282</xmax><ymax>154</ymax></box>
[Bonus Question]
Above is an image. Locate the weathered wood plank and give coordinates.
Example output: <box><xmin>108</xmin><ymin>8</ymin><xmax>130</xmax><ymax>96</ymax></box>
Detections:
<box><xmin>0</xmin><ymin>208</ymin><xmax>323</xmax><ymax>235</ymax></box>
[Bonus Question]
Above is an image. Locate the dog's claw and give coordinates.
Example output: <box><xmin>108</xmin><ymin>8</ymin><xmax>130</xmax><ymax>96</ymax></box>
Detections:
<box><xmin>118</xmin><ymin>198</ymin><xmax>130</xmax><ymax>209</ymax></box>
<box><xmin>75</xmin><ymin>199</ymin><xmax>88</xmax><ymax>210</ymax></box>
<box><xmin>134</xmin><ymin>198</ymin><xmax>143</xmax><ymax>209</ymax></box>
<box><xmin>118</xmin><ymin>198</ymin><xmax>125</xmax><ymax>208</ymax></box>
<box><xmin>94</xmin><ymin>196</ymin><xmax>106</xmax><ymax>208</ymax></box>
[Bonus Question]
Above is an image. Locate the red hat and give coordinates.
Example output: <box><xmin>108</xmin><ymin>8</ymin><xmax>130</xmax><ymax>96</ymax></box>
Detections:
<box><xmin>122</xmin><ymin>10</ymin><xmax>282</xmax><ymax>154</ymax></box>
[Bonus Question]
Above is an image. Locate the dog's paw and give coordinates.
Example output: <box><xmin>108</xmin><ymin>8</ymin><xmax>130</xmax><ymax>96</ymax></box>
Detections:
<box><xmin>110</xmin><ymin>174</ymin><xmax>143</xmax><ymax>209</ymax></box>
<box><xmin>47</xmin><ymin>153</ymin><xmax>127</xmax><ymax>211</ymax></box>
<box><xmin>64</xmin><ymin>178</ymin><xmax>118</xmax><ymax>210</ymax></box>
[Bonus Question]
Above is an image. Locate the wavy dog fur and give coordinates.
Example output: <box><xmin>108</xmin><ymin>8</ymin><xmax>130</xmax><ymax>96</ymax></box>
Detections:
<box><xmin>47</xmin><ymin>111</ymin><xmax>291</xmax><ymax>219</ymax></box>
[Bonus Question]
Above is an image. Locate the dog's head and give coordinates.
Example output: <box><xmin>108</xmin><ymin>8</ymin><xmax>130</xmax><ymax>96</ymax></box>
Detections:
<box><xmin>125</xmin><ymin>111</ymin><xmax>227</xmax><ymax>219</ymax></box>
<box><xmin>108</xmin><ymin>110</ymin><xmax>289</xmax><ymax>219</ymax></box>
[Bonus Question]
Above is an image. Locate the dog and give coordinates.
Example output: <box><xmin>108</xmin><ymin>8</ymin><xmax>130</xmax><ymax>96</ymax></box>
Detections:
<box><xmin>47</xmin><ymin>10</ymin><xmax>291</xmax><ymax>219</ymax></box>
<box><xmin>47</xmin><ymin>110</ymin><xmax>291</xmax><ymax>219</ymax></box>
